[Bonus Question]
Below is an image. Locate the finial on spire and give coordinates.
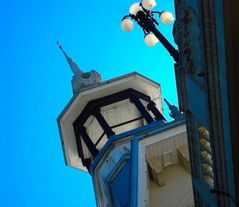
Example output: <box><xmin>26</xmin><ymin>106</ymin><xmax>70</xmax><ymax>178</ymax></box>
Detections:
<box><xmin>57</xmin><ymin>41</ymin><xmax>102</xmax><ymax>94</ymax></box>
<box><xmin>164</xmin><ymin>98</ymin><xmax>184</xmax><ymax>120</ymax></box>
<box><xmin>57</xmin><ymin>41</ymin><xmax>67</xmax><ymax>58</ymax></box>
<box><xmin>57</xmin><ymin>41</ymin><xmax>84</xmax><ymax>76</ymax></box>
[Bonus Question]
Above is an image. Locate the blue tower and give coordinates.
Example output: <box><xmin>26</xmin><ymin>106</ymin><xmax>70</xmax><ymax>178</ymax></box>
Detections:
<box><xmin>57</xmin><ymin>44</ymin><xmax>194</xmax><ymax>206</ymax></box>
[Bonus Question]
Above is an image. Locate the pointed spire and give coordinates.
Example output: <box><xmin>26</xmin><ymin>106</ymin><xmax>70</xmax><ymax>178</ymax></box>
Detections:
<box><xmin>57</xmin><ymin>41</ymin><xmax>83</xmax><ymax>76</ymax></box>
<box><xmin>164</xmin><ymin>98</ymin><xmax>172</xmax><ymax>108</ymax></box>
<box><xmin>57</xmin><ymin>41</ymin><xmax>102</xmax><ymax>94</ymax></box>
<box><xmin>164</xmin><ymin>98</ymin><xmax>184</xmax><ymax>120</ymax></box>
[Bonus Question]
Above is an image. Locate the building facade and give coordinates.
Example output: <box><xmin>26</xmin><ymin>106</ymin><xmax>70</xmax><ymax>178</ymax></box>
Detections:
<box><xmin>173</xmin><ymin>0</ymin><xmax>239</xmax><ymax>206</ymax></box>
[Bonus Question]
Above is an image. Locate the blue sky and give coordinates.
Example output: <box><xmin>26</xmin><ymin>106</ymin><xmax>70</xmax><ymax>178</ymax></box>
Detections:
<box><xmin>1</xmin><ymin>0</ymin><xmax>176</xmax><ymax>206</ymax></box>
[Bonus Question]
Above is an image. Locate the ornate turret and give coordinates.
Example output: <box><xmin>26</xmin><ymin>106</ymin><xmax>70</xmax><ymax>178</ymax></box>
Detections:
<box><xmin>164</xmin><ymin>98</ymin><xmax>184</xmax><ymax>120</ymax></box>
<box><xmin>57</xmin><ymin>72</ymin><xmax>192</xmax><ymax>207</ymax></box>
<box><xmin>57</xmin><ymin>42</ymin><xmax>102</xmax><ymax>94</ymax></box>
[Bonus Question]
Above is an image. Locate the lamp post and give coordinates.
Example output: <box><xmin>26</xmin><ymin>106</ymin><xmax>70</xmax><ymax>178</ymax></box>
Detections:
<box><xmin>121</xmin><ymin>0</ymin><xmax>179</xmax><ymax>62</ymax></box>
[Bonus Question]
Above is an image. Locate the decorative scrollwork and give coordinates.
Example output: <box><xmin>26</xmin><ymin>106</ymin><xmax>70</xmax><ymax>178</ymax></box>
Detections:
<box><xmin>173</xmin><ymin>1</ymin><xmax>205</xmax><ymax>86</ymax></box>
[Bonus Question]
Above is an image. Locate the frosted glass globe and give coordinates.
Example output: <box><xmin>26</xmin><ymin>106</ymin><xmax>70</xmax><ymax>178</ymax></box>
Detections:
<box><xmin>144</xmin><ymin>33</ymin><xmax>158</xmax><ymax>47</ymax></box>
<box><xmin>129</xmin><ymin>2</ymin><xmax>143</xmax><ymax>15</ymax></box>
<box><xmin>160</xmin><ymin>11</ymin><xmax>174</xmax><ymax>24</ymax></box>
<box><xmin>121</xmin><ymin>19</ymin><xmax>134</xmax><ymax>32</ymax></box>
<box><xmin>142</xmin><ymin>0</ymin><xmax>156</xmax><ymax>10</ymax></box>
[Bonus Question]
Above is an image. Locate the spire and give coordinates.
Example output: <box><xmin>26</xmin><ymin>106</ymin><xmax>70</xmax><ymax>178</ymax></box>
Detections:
<box><xmin>57</xmin><ymin>41</ymin><xmax>83</xmax><ymax>76</ymax></box>
<box><xmin>164</xmin><ymin>98</ymin><xmax>184</xmax><ymax>120</ymax></box>
<box><xmin>57</xmin><ymin>41</ymin><xmax>102</xmax><ymax>94</ymax></box>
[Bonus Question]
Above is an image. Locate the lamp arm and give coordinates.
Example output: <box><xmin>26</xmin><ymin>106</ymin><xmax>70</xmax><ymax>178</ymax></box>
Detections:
<box><xmin>150</xmin><ymin>26</ymin><xmax>179</xmax><ymax>62</ymax></box>
<box><xmin>151</xmin><ymin>11</ymin><xmax>162</xmax><ymax>15</ymax></box>
<box><xmin>122</xmin><ymin>14</ymin><xmax>131</xmax><ymax>21</ymax></box>
<box><xmin>136</xmin><ymin>11</ymin><xmax>179</xmax><ymax>62</ymax></box>
<box><xmin>131</xmin><ymin>14</ymin><xmax>151</xmax><ymax>33</ymax></box>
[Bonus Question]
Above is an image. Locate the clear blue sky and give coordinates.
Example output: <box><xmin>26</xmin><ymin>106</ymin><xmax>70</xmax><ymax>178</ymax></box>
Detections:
<box><xmin>0</xmin><ymin>0</ymin><xmax>177</xmax><ymax>206</ymax></box>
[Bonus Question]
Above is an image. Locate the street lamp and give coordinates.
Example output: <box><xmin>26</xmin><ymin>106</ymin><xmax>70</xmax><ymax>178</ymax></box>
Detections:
<box><xmin>121</xmin><ymin>0</ymin><xmax>179</xmax><ymax>62</ymax></box>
